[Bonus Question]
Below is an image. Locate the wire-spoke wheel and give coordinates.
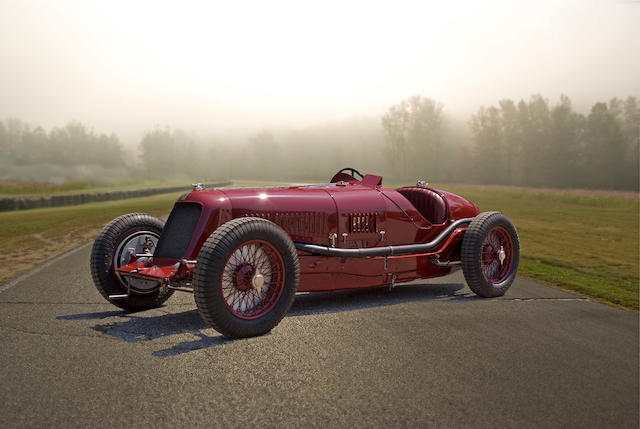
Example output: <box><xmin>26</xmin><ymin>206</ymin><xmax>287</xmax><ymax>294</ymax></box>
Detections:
<box><xmin>194</xmin><ymin>217</ymin><xmax>299</xmax><ymax>339</ymax></box>
<box><xmin>461</xmin><ymin>211</ymin><xmax>520</xmax><ymax>297</ymax></box>
<box><xmin>481</xmin><ymin>226</ymin><xmax>514</xmax><ymax>284</ymax></box>
<box><xmin>221</xmin><ymin>240</ymin><xmax>285</xmax><ymax>320</ymax></box>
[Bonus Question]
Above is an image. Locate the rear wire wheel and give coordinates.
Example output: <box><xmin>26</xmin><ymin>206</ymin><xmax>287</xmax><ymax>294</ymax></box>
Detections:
<box><xmin>461</xmin><ymin>211</ymin><xmax>520</xmax><ymax>297</ymax></box>
<box><xmin>194</xmin><ymin>217</ymin><xmax>299</xmax><ymax>339</ymax></box>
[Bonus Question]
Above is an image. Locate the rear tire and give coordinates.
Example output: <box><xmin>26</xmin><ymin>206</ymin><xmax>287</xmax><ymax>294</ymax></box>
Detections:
<box><xmin>194</xmin><ymin>217</ymin><xmax>299</xmax><ymax>339</ymax></box>
<box><xmin>90</xmin><ymin>213</ymin><xmax>174</xmax><ymax>311</ymax></box>
<box><xmin>461</xmin><ymin>211</ymin><xmax>520</xmax><ymax>297</ymax></box>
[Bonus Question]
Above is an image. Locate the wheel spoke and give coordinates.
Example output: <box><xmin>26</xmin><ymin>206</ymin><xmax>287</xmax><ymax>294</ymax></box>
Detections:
<box><xmin>231</xmin><ymin>290</ymin><xmax>243</xmax><ymax>308</ymax></box>
<box><xmin>250</xmin><ymin>289</ymin><xmax>259</xmax><ymax>310</ymax></box>
<box><xmin>254</xmin><ymin>247</ymin><xmax>270</xmax><ymax>273</ymax></box>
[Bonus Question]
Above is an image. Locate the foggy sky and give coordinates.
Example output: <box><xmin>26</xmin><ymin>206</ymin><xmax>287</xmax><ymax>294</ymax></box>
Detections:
<box><xmin>0</xmin><ymin>0</ymin><xmax>638</xmax><ymax>144</ymax></box>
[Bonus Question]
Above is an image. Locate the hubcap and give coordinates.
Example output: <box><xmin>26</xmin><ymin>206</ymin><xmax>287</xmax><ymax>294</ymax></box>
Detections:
<box><xmin>252</xmin><ymin>273</ymin><xmax>265</xmax><ymax>292</ymax></box>
<box><xmin>113</xmin><ymin>230</ymin><xmax>160</xmax><ymax>293</ymax></box>
<box><xmin>498</xmin><ymin>246</ymin><xmax>506</xmax><ymax>265</ymax></box>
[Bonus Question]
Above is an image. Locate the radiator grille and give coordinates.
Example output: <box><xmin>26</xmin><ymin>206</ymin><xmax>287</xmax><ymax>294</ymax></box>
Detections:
<box><xmin>349</xmin><ymin>213</ymin><xmax>377</xmax><ymax>233</ymax></box>
<box><xmin>154</xmin><ymin>202</ymin><xmax>202</xmax><ymax>259</ymax></box>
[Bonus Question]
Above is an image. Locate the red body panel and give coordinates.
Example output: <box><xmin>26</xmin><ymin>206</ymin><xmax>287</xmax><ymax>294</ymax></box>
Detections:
<box><xmin>122</xmin><ymin>176</ymin><xmax>480</xmax><ymax>292</ymax></box>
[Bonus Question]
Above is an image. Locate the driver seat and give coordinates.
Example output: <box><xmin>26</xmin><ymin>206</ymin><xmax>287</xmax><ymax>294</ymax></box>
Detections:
<box><xmin>396</xmin><ymin>187</ymin><xmax>448</xmax><ymax>224</ymax></box>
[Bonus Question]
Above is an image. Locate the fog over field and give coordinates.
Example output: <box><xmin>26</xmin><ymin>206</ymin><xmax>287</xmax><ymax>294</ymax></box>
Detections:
<box><xmin>0</xmin><ymin>0</ymin><xmax>638</xmax><ymax>188</ymax></box>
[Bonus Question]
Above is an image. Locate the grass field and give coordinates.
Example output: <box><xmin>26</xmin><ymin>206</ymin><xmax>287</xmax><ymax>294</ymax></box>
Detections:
<box><xmin>0</xmin><ymin>182</ymin><xmax>637</xmax><ymax>311</ymax></box>
<box><xmin>0</xmin><ymin>180</ymin><xmax>90</xmax><ymax>195</ymax></box>
<box><xmin>439</xmin><ymin>184</ymin><xmax>639</xmax><ymax>311</ymax></box>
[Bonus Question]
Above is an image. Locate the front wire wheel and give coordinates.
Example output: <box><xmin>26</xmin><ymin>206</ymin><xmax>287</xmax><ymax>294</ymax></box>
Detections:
<box><xmin>194</xmin><ymin>217</ymin><xmax>299</xmax><ymax>339</ymax></box>
<box><xmin>461</xmin><ymin>211</ymin><xmax>520</xmax><ymax>297</ymax></box>
<box><xmin>221</xmin><ymin>240</ymin><xmax>285</xmax><ymax>320</ymax></box>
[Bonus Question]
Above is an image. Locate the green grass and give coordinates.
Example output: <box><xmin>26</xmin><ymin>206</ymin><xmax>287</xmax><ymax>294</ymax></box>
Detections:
<box><xmin>0</xmin><ymin>181</ymin><xmax>637</xmax><ymax>311</ymax></box>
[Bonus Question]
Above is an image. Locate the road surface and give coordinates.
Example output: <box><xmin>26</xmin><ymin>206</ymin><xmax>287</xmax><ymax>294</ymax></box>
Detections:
<box><xmin>0</xmin><ymin>243</ymin><xmax>637</xmax><ymax>428</ymax></box>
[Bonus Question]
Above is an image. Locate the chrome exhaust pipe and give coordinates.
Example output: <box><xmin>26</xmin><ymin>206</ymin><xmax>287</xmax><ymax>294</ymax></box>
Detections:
<box><xmin>294</xmin><ymin>218</ymin><xmax>473</xmax><ymax>258</ymax></box>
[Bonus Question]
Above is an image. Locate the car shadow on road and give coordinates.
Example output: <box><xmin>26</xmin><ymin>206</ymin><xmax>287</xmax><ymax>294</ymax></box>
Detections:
<box><xmin>57</xmin><ymin>282</ymin><xmax>473</xmax><ymax>357</ymax></box>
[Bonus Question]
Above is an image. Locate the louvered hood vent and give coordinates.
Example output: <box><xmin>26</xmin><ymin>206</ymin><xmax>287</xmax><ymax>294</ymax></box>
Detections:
<box><xmin>349</xmin><ymin>213</ymin><xmax>377</xmax><ymax>233</ymax></box>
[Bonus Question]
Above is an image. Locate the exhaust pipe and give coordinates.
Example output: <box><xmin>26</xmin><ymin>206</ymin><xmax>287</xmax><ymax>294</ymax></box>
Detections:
<box><xmin>294</xmin><ymin>218</ymin><xmax>473</xmax><ymax>258</ymax></box>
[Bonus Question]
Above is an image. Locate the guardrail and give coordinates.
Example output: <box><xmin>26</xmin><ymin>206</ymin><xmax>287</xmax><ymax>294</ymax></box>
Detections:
<box><xmin>0</xmin><ymin>182</ymin><xmax>232</xmax><ymax>212</ymax></box>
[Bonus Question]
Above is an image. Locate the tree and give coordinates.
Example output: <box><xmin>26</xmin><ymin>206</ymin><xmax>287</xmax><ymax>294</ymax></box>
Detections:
<box><xmin>622</xmin><ymin>96</ymin><xmax>639</xmax><ymax>190</ymax></box>
<box><xmin>381</xmin><ymin>96</ymin><xmax>444</xmax><ymax>180</ymax></box>
<box><xmin>498</xmin><ymin>99</ymin><xmax>521</xmax><ymax>184</ymax></box>
<box><xmin>172</xmin><ymin>129</ymin><xmax>203</xmax><ymax>178</ymax></box>
<box><xmin>522</xmin><ymin>95</ymin><xmax>552</xmax><ymax>187</ymax></box>
<box><xmin>584</xmin><ymin>102</ymin><xmax>626</xmax><ymax>189</ymax></box>
<box><xmin>19</xmin><ymin>125</ymin><xmax>48</xmax><ymax>165</ymax></box>
<box><xmin>94</xmin><ymin>133</ymin><xmax>126</xmax><ymax>168</ymax></box>
<box><xmin>469</xmin><ymin>106</ymin><xmax>504</xmax><ymax>183</ymax></box>
<box><xmin>139</xmin><ymin>128</ymin><xmax>176</xmax><ymax>177</ymax></box>
<box><xmin>548</xmin><ymin>95</ymin><xmax>584</xmax><ymax>187</ymax></box>
<box><xmin>4</xmin><ymin>118</ymin><xmax>26</xmax><ymax>160</ymax></box>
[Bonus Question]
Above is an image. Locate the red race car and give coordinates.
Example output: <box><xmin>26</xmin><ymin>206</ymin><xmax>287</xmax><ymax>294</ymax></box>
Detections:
<box><xmin>90</xmin><ymin>168</ymin><xmax>520</xmax><ymax>338</ymax></box>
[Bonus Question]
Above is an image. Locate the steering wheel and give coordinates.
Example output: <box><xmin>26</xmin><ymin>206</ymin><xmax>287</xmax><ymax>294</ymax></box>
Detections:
<box><xmin>336</xmin><ymin>167</ymin><xmax>364</xmax><ymax>180</ymax></box>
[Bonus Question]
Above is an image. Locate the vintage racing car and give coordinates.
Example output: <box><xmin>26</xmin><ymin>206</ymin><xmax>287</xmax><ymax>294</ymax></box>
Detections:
<box><xmin>90</xmin><ymin>168</ymin><xmax>520</xmax><ymax>338</ymax></box>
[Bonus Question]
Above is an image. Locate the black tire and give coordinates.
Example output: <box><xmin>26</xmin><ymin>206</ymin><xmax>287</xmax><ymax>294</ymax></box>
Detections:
<box><xmin>90</xmin><ymin>213</ymin><xmax>174</xmax><ymax>311</ymax></box>
<box><xmin>461</xmin><ymin>211</ymin><xmax>520</xmax><ymax>297</ymax></box>
<box><xmin>193</xmin><ymin>217</ymin><xmax>299</xmax><ymax>339</ymax></box>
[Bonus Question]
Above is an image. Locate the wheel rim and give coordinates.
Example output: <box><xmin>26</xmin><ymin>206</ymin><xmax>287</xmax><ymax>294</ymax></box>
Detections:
<box><xmin>221</xmin><ymin>240</ymin><xmax>285</xmax><ymax>320</ymax></box>
<box><xmin>113</xmin><ymin>230</ymin><xmax>159</xmax><ymax>292</ymax></box>
<box><xmin>481</xmin><ymin>226</ymin><xmax>514</xmax><ymax>284</ymax></box>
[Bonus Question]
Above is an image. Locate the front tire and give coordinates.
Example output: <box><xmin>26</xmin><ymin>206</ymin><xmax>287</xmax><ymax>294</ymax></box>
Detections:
<box><xmin>193</xmin><ymin>217</ymin><xmax>299</xmax><ymax>339</ymax></box>
<box><xmin>461</xmin><ymin>211</ymin><xmax>520</xmax><ymax>297</ymax></box>
<box><xmin>90</xmin><ymin>213</ymin><xmax>174</xmax><ymax>311</ymax></box>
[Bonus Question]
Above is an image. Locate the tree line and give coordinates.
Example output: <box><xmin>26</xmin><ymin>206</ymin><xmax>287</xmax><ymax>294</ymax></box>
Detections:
<box><xmin>1</xmin><ymin>94</ymin><xmax>638</xmax><ymax>190</ymax></box>
<box><xmin>0</xmin><ymin>119</ymin><xmax>129</xmax><ymax>183</ymax></box>
<box><xmin>382</xmin><ymin>95</ymin><xmax>639</xmax><ymax>190</ymax></box>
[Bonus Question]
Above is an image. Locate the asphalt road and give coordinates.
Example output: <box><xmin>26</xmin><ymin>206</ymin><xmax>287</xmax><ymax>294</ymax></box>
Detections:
<box><xmin>0</xmin><ymin>243</ymin><xmax>637</xmax><ymax>428</ymax></box>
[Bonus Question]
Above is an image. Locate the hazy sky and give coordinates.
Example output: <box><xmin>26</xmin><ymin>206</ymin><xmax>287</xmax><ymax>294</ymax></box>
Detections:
<box><xmin>1</xmin><ymin>0</ymin><xmax>638</xmax><ymax>143</ymax></box>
